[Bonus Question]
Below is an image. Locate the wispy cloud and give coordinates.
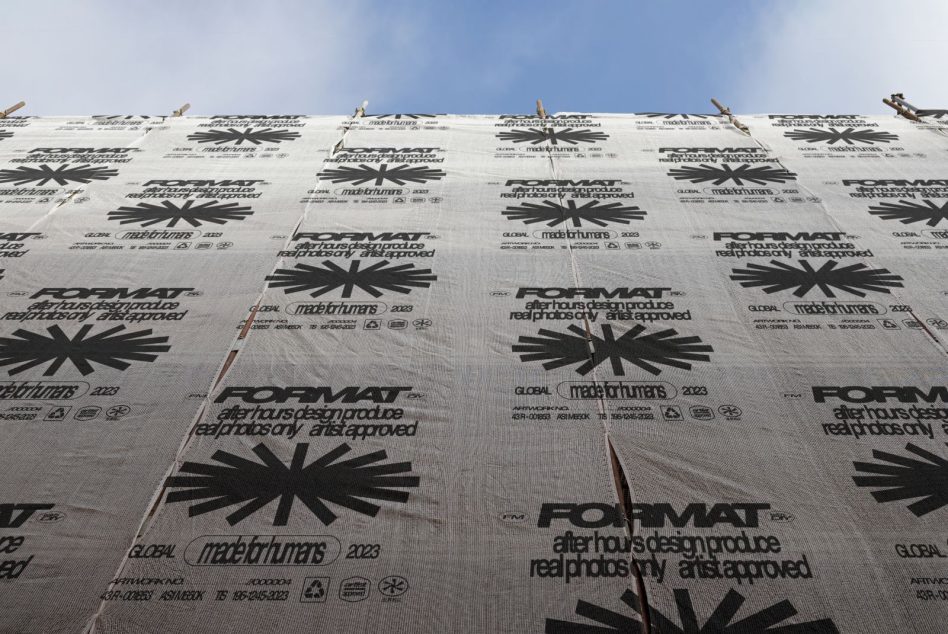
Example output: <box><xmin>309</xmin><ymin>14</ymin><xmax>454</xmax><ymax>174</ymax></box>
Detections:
<box><xmin>0</xmin><ymin>1</ymin><xmax>745</xmax><ymax>115</ymax></box>
<box><xmin>3</xmin><ymin>0</ymin><xmax>943</xmax><ymax>115</ymax></box>
<box><xmin>0</xmin><ymin>0</ymin><xmax>413</xmax><ymax>114</ymax></box>
<box><xmin>732</xmin><ymin>0</ymin><xmax>948</xmax><ymax>113</ymax></box>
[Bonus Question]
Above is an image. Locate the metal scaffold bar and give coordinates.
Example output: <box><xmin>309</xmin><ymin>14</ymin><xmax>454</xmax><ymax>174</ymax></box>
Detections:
<box><xmin>711</xmin><ymin>97</ymin><xmax>749</xmax><ymax>134</ymax></box>
<box><xmin>1</xmin><ymin>101</ymin><xmax>26</xmax><ymax>118</ymax></box>
<box><xmin>883</xmin><ymin>93</ymin><xmax>921</xmax><ymax>121</ymax></box>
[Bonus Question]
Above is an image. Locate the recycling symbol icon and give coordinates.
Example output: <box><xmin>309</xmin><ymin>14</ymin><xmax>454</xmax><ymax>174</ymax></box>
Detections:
<box><xmin>661</xmin><ymin>405</ymin><xmax>683</xmax><ymax>421</ymax></box>
<box><xmin>301</xmin><ymin>577</ymin><xmax>329</xmax><ymax>603</ymax></box>
<box><xmin>305</xmin><ymin>579</ymin><xmax>325</xmax><ymax>599</ymax></box>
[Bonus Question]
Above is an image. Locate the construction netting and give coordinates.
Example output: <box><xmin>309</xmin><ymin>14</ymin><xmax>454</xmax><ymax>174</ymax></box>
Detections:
<box><xmin>0</xmin><ymin>111</ymin><xmax>946</xmax><ymax>633</ymax></box>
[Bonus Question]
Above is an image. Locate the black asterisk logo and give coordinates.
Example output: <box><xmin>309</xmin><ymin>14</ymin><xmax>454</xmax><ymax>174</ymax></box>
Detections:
<box><xmin>668</xmin><ymin>163</ymin><xmax>796</xmax><ymax>186</ymax></box>
<box><xmin>868</xmin><ymin>199</ymin><xmax>948</xmax><ymax>227</ymax></box>
<box><xmin>317</xmin><ymin>164</ymin><xmax>445</xmax><ymax>186</ymax></box>
<box><xmin>503</xmin><ymin>200</ymin><xmax>645</xmax><ymax>227</ymax></box>
<box><xmin>496</xmin><ymin>128</ymin><xmax>609</xmax><ymax>145</ymax></box>
<box><xmin>108</xmin><ymin>200</ymin><xmax>253</xmax><ymax>227</ymax></box>
<box><xmin>546</xmin><ymin>588</ymin><xmax>838</xmax><ymax>633</ymax></box>
<box><xmin>784</xmin><ymin>127</ymin><xmax>898</xmax><ymax>145</ymax></box>
<box><xmin>267</xmin><ymin>260</ymin><xmax>437</xmax><ymax>298</ymax></box>
<box><xmin>640</xmin><ymin>113</ymin><xmax>713</xmax><ymax>119</ymax></box>
<box><xmin>852</xmin><ymin>443</ymin><xmax>948</xmax><ymax>517</ymax></box>
<box><xmin>0</xmin><ymin>164</ymin><xmax>118</xmax><ymax>186</ymax></box>
<box><xmin>730</xmin><ymin>259</ymin><xmax>904</xmax><ymax>298</ymax></box>
<box><xmin>187</xmin><ymin>128</ymin><xmax>301</xmax><ymax>145</ymax></box>
<box><xmin>513</xmin><ymin>323</ymin><xmax>712</xmax><ymax>376</ymax></box>
<box><xmin>165</xmin><ymin>442</ymin><xmax>419</xmax><ymax>526</ymax></box>
<box><xmin>93</xmin><ymin>115</ymin><xmax>163</xmax><ymax>120</ymax></box>
<box><xmin>0</xmin><ymin>324</ymin><xmax>170</xmax><ymax>376</ymax></box>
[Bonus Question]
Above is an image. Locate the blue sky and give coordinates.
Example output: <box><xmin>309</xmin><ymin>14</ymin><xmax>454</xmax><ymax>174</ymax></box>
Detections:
<box><xmin>3</xmin><ymin>0</ymin><xmax>946</xmax><ymax>115</ymax></box>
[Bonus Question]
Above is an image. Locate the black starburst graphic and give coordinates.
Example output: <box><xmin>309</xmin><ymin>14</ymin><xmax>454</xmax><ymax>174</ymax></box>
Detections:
<box><xmin>868</xmin><ymin>199</ymin><xmax>948</xmax><ymax>227</ymax></box>
<box><xmin>0</xmin><ymin>324</ymin><xmax>170</xmax><ymax>376</ymax></box>
<box><xmin>784</xmin><ymin>127</ymin><xmax>898</xmax><ymax>145</ymax></box>
<box><xmin>366</xmin><ymin>114</ymin><xmax>438</xmax><ymax>119</ymax></box>
<box><xmin>640</xmin><ymin>113</ymin><xmax>712</xmax><ymax>119</ymax></box>
<box><xmin>107</xmin><ymin>200</ymin><xmax>253</xmax><ymax>227</ymax></box>
<box><xmin>0</xmin><ymin>130</ymin><xmax>13</xmax><ymax>141</ymax></box>
<box><xmin>165</xmin><ymin>442</ymin><xmax>419</xmax><ymax>526</ymax></box>
<box><xmin>0</xmin><ymin>164</ymin><xmax>118</xmax><ymax>186</ymax></box>
<box><xmin>187</xmin><ymin>128</ymin><xmax>301</xmax><ymax>145</ymax></box>
<box><xmin>513</xmin><ymin>323</ymin><xmax>712</xmax><ymax>376</ymax></box>
<box><xmin>93</xmin><ymin>115</ymin><xmax>161</xmax><ymax>119</ymax></box>
<box><xmin>546</xmin><ymin>588</ymin><xmax>838</xmax><ymax>633</ymax></box>
<box><xmin>730</xmin><ymin>259</ymin><xmax>904</xmax><ymax>298</ymax></box>
<box><xmin>267</xmin><ymin>260</ymin><xmax>437</xmax><ymax>298</ymax></box>
<box><xmin>317</xmin><ymin>163</ymin><xmax>445</xmax><ymax>186</ymax></box>
<box><xmin>496</xmin><ymin>128</ymin><xmax>609</xmax><ymax>145</ymax></box>
<box><xmin>503</xmin><ymin>200</ymin><xmax>645</xmax><ymax>227</ymax></box>
<box><xmin>668</xmin><ymin>163</ymin><xmax>796</xmax><ymax>186</ymax></box>
<box><xmin>852</xmin><ymin>443</ymin><xmax>948</xmax><ymax>517</ymax></box>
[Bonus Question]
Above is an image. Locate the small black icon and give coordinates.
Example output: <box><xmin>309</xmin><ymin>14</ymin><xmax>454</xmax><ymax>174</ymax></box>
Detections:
<box><xmin>689</xmin><ymin>406</ymin><xmax>714</xmax><ymax>420</ymax></box>
<box><xmin>301</xmin><ymin>577</ymin><xmax>329</xmax><ymax>603</ymax></box>
<box><xmin>718</xmin><ymin>405</ymin><xmax>742</xmax><ymax>418</ymax></box>
<box><xmin>106</xmin><ymin>405</ymin><xmax>131</xmax><ymax>420</ymax></box>
<box><xmin>662</xmin><ymin>405</ymin><xmax>683</xmax><ymax>421</ymax></box>
<box><xmin>339</xmin><ymin>577</ymin><xmax>370</xmax><ymax>602</ymax></box>
<box><xmin>44</xmin><ymin>406</ymin><xmax>71</xmax><ymax>421</ymax></box>
<box><xmin>378</xmin><ymin>576</ymin><xmax>409</xmax><ymax>598</ymax></box>
<box><xmin>74</xmin><ymin>406</ymin><xmax>101</xmax><ymax>421</ymax></box>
